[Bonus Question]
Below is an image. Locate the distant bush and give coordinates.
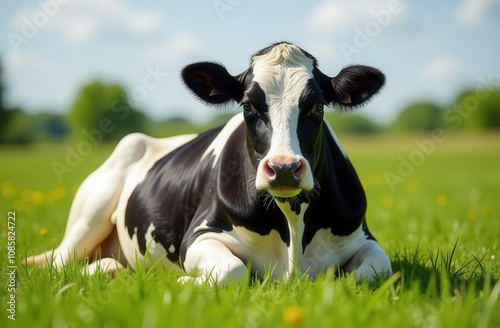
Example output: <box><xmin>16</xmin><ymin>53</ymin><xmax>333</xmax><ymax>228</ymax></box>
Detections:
<box><xmin>443</xmin><ymin>88</ymin><xmax>500</xmax><ymax>131</ymax></box>
<box><xmin>68</xmin><ymin>80</ymin><xmax>147</xmax><ymax>142</ymax></box>
<box><xmin>0</xmin><ymin>108</ymin><xmax>34</xmax><ymax>144</ymax></box>
<box><xmin>389</xmin><ymin>102</ymin><xmax>443</xmax><ymax>132</ymax></box>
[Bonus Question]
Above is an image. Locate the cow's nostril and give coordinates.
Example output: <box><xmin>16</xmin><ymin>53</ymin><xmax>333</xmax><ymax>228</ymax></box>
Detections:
<box><xmin>263</xmin><ymin>159</ymin><xmax>276</xmax><ymax>179</ymax></box>
<box><xmin>293</xmin><ymin>160</ymin><xmax>305</xmax><ymax>179</ymax></box>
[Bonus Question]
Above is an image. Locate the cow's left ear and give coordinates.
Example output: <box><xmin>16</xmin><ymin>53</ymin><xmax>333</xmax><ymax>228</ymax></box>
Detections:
<box><xmin>181</xmin><ymin>62</ymin><xmax>244</xmax><ymax>105</ymax></box>
<box><xmin>323</xmin><ymin>65</ymin><xmax>385</xmax><ymax>108</ymax></box>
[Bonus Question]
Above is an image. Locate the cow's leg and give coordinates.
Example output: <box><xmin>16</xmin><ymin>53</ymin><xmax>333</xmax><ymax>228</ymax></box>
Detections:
<box><xmin>342</xmin><ymin>240</ymin><xmax>392</xmax><ymax>281</ymax></box>
<box><xmin>180</xmin><ymin>239</ymin><xmax>247</xmax><ymax>285</ymax></box>
<box><xmin>26</xmin><ymin>134</ymin><xmax>148</xmax><ymax>269</ymax></box>
<box><xmin>84</xmin><ymin>258</ymin><xmax>125</xmax><ymax>275</ymax></box>
<box><xmin>84</xmin><ymin>227</ymin><xmax>127</xmax><ymax>275</ymax></box>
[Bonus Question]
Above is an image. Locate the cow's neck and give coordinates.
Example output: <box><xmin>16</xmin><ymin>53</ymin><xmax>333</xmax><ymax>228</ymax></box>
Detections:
<box><xmin>275</xmin><ymin>199</ymin><xmax>309</xmax><ymax>278</ymax></box>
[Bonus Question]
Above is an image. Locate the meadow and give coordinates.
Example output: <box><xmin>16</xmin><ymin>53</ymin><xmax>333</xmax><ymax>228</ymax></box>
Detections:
<box><xmin>0</xmin><ymin>132</ymin><xmax>499</xmax><ymax>328</ymax></box>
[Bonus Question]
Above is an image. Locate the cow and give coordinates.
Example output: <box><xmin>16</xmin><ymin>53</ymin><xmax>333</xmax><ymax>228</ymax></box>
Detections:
<box><xmin>27</xmin><ymin>42</ymin><xmax>392</xmax><ymax>284</ymax></box>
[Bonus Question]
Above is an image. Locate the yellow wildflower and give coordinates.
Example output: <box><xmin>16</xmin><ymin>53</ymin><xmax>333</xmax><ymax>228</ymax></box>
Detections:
<box><xmin>436</xmin><ymin>195</ymin><xmax>447</xmax><ymax>207</ymax></box>
<box><xmin>468</xmin><ymin>211</ymin><xmax>477</xmax><ymax>222</ymax></box>
<box><xmin>282</xmin><ymin>305</ymin><xmax>305</xmax><ymax>326</ymax></box>
<box><xmin>32</xmin><ymin>191</ymin><xmax>45</xmax><ymax>205</ymax></box>
<box><xmin>381</xmin><ymin>195</ymin><xmax>394</xmax><ymax>209</ymax></box>
<box><xmin>2</xmin><ymin>182</ymin><xmax>15</xmax><ymax>199</ymax></box>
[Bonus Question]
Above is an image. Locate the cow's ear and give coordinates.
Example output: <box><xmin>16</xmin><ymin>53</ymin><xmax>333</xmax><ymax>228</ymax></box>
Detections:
<box><xmin>181</xmin><ymin>62</ymin><xmax>244</xmax><ymax>105</ymax></box>
<box><xmin>323</xmin><ymin>65</ymin><xmax>385</xmax><ymax>108</ymax></box>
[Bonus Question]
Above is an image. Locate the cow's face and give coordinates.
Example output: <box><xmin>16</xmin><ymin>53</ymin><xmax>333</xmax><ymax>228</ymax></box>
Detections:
<box><xmin>182</xmin><ymin>42</ymin><xmax>384</xmax><ymax>199</ymax></box>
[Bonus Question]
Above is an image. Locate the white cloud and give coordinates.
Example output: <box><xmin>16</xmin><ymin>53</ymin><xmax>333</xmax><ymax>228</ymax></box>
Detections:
<box><xmin>64</xmin><ymin>17</ymin><xmax>98</xmax><ymax>43</ymax></box>
<box><xmin>422</xmin><ymin>56</ymin><xmax>459</xmax><ymax>80</ymax></box>
<box><xmin>4</xmin><ymin>50</ymin><xmax>55</xmax><ymax>73</ymax></box>
<box><xmin>306</xmin><ymin>2</ymin><xmax>352</xmax><ymax>33</ymax></box>
<box><xmin>9</xmin><ymin>0</ymin><xmax>165</xmax><ymax>44</ymax></box>
<box><xmin>306</xmin><ymin>0</ymin><xmax>407</xmax><ymax>34</ymax></box>
<box><xmin>128</xmin><ymin>12</ymin><xmax>164</xmax><ymax>34</ymax></box>
<box><xmin>146</xmin><ymin>32</ymin><xmax>204</xmax><ymax>64</ymax></box>
<box><xmin>456</xmin><ymin>0</ymin><xmax>498</xmax><ymax>26</ymax></box>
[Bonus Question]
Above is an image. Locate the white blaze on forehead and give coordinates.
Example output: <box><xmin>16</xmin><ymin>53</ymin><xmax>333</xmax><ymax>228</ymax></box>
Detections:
<box><xmin>252</xmin><ymin>43</ymin><xmax>315</xmax><ymax>72</ymax></box>
<box><xmin>251</xmin><ymin>44</ymin><xmax>315</xmax><ymax>156</ymax></box>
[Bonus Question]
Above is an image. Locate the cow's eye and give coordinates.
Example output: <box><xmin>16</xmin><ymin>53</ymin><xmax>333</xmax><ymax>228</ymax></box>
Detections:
<box><xmin>241</xmin><ymin>102</ymin><xmax>252</xmax><ymax>112</ymax></box>
<box><xmin>315</xmin><ymin>102</ymin><xmax>325</xmax><ymax>112</ymax></box>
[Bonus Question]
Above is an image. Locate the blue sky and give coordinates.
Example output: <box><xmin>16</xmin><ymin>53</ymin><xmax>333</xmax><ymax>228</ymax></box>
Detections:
<box><xmin>1</xmin><ymin>0</ymin><xmax>500</xmax><ymax>124</ymax></box>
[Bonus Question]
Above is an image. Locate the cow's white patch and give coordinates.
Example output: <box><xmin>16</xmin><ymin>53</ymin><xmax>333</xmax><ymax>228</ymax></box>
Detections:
<box><xmin>186</xmin><ymin>219</ymin><xmax>290</xmax><ymax>279</ymax></box>
<box><xmin>274</xmin><ymin>200</ymin><xmax>309</xmax><ymax>276</ymax></box>
<box><xmin>186</xmin><ymin>200</ymin><xmax>310</xmax><ymax>280</ymax></box>
<box><xmin>252</xmin><ymin>43</ymin><xmax>316</xmax><ymax>192</ymax></box>
<box><xmin>301</xmin><ymin>225</ymin><xmax>368</xmax><ymax>276</ymax></box>
<box><xmin>168</xmin><ymin>244</ymin><xmax>176</xmax><ymax>254</ymax></box>
<box><xmin>201</xmin><ymin>113</ymin><xmax>244</xmax><ymax>168</ymax></box>
<box><xmin>193</xmin><ymin>219</ymin><xmax>210</xmax><ymax>234</ymax></box>
<box><xmin>121</xmin><ymin>222</ymin><xmax>182</xmax><ymax>273</ymax></box>
<box><xmin>144</xmin><ymin>223</ymin><xmax>163</xmax><ymax>256</ymax></box>
<box><xmin>252</xmin><ymin>44</ymin><xmax>314</xmax><ymax>157</ymax></box>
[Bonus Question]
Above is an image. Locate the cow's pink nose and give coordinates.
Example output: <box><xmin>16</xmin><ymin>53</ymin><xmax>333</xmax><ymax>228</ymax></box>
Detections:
<box><xmin>263</xmin><ymin>156</ymin><xmax>306</xmax><ymax>188</ymax></box>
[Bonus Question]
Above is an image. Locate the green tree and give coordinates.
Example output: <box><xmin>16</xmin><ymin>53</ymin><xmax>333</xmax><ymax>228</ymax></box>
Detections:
<box><xmin>390</xmin><ymin>102</ymin><xmax>443</xmax><ymax>132</ymax></box>
<box><xmin>448</xmin><ymin>88</ymin><xmax>500</xmax><ymax>131</ymax></box>
<box><xmin>0</xmin><ymin>107</ymin><xmax>34</xmax><ymax>144</ymax></box>
<box><xmin>0</xmin><ymin>60</ymin><xmax>35</xmax><ymax>144</ymax></box>
<box><xmin>0</xmin><ymin>59</ymin><xmax>9</xmax><ymax>144</ymax></box>
<box><xmin>68</xmin><ymin>80</ymin><xmax>146</xmax><ymax>142</ymax></box>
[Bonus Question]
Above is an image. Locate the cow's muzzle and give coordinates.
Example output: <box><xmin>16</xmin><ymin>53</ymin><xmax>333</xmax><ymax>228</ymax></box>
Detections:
<box><xmin>256</xmin><ymin>155</ymin><xmax>311</xmax><ymax>197</ymax></box>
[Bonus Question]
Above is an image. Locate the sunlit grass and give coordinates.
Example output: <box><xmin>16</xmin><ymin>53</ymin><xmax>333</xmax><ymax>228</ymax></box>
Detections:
<box><xmin>0</xmin><ymin>133</ymin><xmax>499</xmax><ymax>327</ymax></box>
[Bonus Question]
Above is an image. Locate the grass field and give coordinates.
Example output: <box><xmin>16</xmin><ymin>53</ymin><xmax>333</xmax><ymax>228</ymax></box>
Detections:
<box><xmin>1</xmin><ymin>132</ymin><xmax>499</xmax><ymax>327</ymax></box>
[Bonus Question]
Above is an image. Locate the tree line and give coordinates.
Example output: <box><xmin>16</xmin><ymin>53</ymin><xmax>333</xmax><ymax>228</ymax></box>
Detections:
<box><xmin>1</xmin><ymin>76</ymin><xmax>499</xmax><ymax>145</ymax></box>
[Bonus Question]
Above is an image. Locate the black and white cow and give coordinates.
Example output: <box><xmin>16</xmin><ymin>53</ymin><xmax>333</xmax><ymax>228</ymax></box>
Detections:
<box><xmin>28</xmin><ymin>42</ymin><xmax>392</xmax><ymax>284</ymax></box>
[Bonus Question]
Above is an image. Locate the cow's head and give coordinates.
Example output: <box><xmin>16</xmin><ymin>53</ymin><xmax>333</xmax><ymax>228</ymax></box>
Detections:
<box><xmin>182</xmin><ymin>42</ymin><xmax>384</xmax><ymax>199</ymax></box>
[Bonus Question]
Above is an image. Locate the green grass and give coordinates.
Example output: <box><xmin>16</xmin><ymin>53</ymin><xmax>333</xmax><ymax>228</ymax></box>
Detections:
<box><xmin>1</xmin><ymin>133</ymin><xmax>499</xmax><ymax>327</ymax></box>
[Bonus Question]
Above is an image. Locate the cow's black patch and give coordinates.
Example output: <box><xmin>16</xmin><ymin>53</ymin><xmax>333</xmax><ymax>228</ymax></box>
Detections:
<box><xmin>243</xmin><ymin>81</ymin><xmax>268</xmax><ymax>116</ymax></box>
<box><xmin>125</xmin><ymin>126</ymin><xmax>223</xmax><ymax>262</ymax></box>
<box><xmin>301</xmin><ymin>124</ymin><xmax>368</xmax><ymax>249</ymax></box>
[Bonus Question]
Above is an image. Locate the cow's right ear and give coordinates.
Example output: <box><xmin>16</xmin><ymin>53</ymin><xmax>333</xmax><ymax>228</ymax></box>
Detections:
<box><xmin>318</xmin><ymin>65</ymin><xmax>385</xmax><ymax>109</ymax></box>
<box><xmin>181</xmin><ymin>62</ymin><xmax>244</xmax><ymax>105</ymax></box>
